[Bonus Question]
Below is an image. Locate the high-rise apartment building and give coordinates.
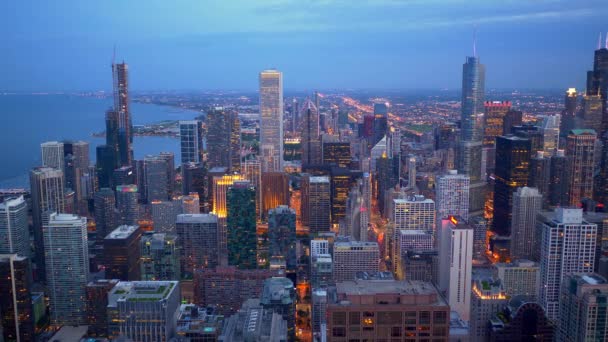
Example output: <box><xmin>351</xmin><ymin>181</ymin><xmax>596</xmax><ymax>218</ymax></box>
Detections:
<box><xmin>435</xmin><ymin>170</ymin><xmax>470</xmax><ymax>221</ymax></box>
<box><xmin>176</xmin><ymin>214</ymin><xmax>219</xmax><ymax>278</ymax></box>
<box><xmin>493</xmin><ymin>135</ymin><xmax>531</xmax><ymax>237</ymax></box>
<box><xmin>30</xmin><ymin>167</ymin><xmax>65</xmax><ymax>281</ymax></box>
<box><xmin>0</xmin><ymin>254</ymin><xmax>34</xmax><ymax>342</ymax></box>
<box><xmin>140</xmin><ymin>232</ymin><xmax>180</xmax><ymax>281</ymax></box>
<box><xmin>259</xmin><ymin>69</ymin><xmax>284</xmax><ymax>172</ymax></box>
<box><xmin>438</xmin><ymin>216</ymin><xmax>473</xmax><ymax>321</ymax></box>
<box><xmin>104</xmin><ymin>225</ymin><xmax>142</xmax><ymax>281</ymax></box>
<box><xmin>493</xmin><ymin>260</ymin><xmax>540</xmax><ymax>299</ymax></box>
<box><xmin>268</xmin><ymin>205</ymin><xmax>296</xmax><ymax>272</ymax></box>
<box><xmin>558</xmin><ymin>273</ymin><xmax>608</xmax><ymax>341</ymax></box>
<box><xmin>41</xmin><ymin>141</ymin><xmax>65</xmax><ymax>173</ymax></box>
<box><xmin>227</xmin><ymin>180</ymin><xmax>257</xmax><ymax>269</ymax></box>
<box><xmin>510</xmin><ymin>187</ymin><xmax>543</xmax><ymax>261</ymax></box>
<box><xmin>302</xmin><ymin>175</ymin><xmax>331</xmax><ymax>234</ymax></box>
<box><xmin>538</xmin><ymin>208</ymin><xmax>597</xmax><ymax>320</ymax></box>
<box><xmin>548</xmin><ymin>150</ymin><xmax>571</xmax><ymax>207</ymax></box>
<box><xmin>483</xmin><ymin>101</ymin><xmax>512</xmax><ymax>146</ymax></box>
<box><xmin>179</xmin><ymin>120</ymin><xmax>203</xmax><ymax>164</ymax></box>
<box><xmin>144</xmin><ymin>155</ymin><xmax>169</xmax><ymax>202</ymax></box>
<box><xmin>333</xmin><ymin>241</ymin><xmax>379</xmax><ymax>282</ymax></box>
<box><xmin>392</xmin><ymin>195</ymin><xmax>436</xmax><ymax>234</ymax></box>
<box><xmin>206</xmin><ymin>107</ymin><xmax>241</xmax><ymax>171</ymax></box>
<box><xmin>44</xmin><ymin>213</ymin><xmax>89</xmax><ymax>327</ymax></box>
<box><xmin>566</xmin><ymin>129</ymin><xmax>597</xmax><ymax>206</ymax></box>
<box><xmin>115</xmin><ymin>184</ymin><xmax>139</xmax><ymax>226</ymax></box>
<box><xmin>0</xmin><ymin>196</ymin><xmax>30</xmax><ymax>258</ymax></box>
<box><xmin>94</xmin><ymin>188</ymin><xmax>116</xmax><ymax>243</ymax></box>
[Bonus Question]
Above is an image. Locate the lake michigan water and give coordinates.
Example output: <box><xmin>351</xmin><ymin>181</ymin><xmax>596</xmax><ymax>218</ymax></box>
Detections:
<box><xmin>0</xmin><ymin>94</ymin><xmax>201</xmax><ymax>188</ymax></box>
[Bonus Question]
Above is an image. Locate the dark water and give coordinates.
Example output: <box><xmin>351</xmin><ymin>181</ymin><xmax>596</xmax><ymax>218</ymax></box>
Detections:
<box><xmin>0</xmin><ymin>94</ymin><xmax>200</xmax><ymax>188</ymax></box>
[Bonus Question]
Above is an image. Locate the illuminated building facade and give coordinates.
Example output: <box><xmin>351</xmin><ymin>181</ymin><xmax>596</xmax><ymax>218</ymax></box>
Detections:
<box><xmin>261</xmin><ymin>172</ymin><xmax>289</xmax><ymax>220</ymax></box>
<box><xmin>0</xmin><ymin>254</ymin><xmax>34</xmax><ymax>342</ymax></box>
<box><xmin>115</xmin><ymin>185</ymin><xmax>139</xmax><ymax>226</ymax></box>
<box><xmin>483</xmin><ymin>101</ymin><xmax>512</xmax><ymax>147</ymax></box>
<box><xmin>333</xmin><ymin>241</ymin><xmax>379</xmax><ymax>283</ymax></box>
<box><xmin>140</xmin><ymin>232</ymin><xmax>180</xmax><ymax>281</ymax></box>
<box><xmin>322</xmin><ymin>141</ymin><xmax>351</xmax><ymax>167</ymax></box>
<box><xmin>435</xmin><ymin>170</ymin><xmax>470</xmax><ymax>221</ymax></box>
<box><xmin>302</xmin><ymin>175</ymin><xmax>331</xmax><ymax>234</ymax></box>
<box><xmin>259</xmin><ymin>69</ymin><xmax>284</xmax><ymax>172</ymax></box>
<box><xmin>470</xmin><ymin>278</ymin><xmax>508</xmax><ymax>341</ymax></box>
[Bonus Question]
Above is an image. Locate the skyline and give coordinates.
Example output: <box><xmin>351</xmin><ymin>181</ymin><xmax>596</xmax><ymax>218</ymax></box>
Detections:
<box><xmin>3</xmin><ymin>0</ymin><xmax>608</xmax><ymax>91</ymax></box>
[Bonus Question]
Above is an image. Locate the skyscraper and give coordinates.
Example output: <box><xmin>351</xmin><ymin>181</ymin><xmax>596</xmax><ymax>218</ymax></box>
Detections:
<box><xmin>140</xmin><ymin>232</ymin><xmax>180</xmax><ymax>281</ymax></box>
<box><xmin>63</xmin><ymin>140</ymin><xmax>90</xmax><ymax>209</ymax></box>
<box><xmin>0</xmin><ymin>254</ymin><xmax>34</xmax><ymax>342</ymax></box>
<box><xmin>30</xmin><ymin>167</ymin><xmax>65</xmax><ymax>281</ymax></box>
<box><xmin>461</xmin><ymin>56</ymin><xmax>486</xmax><ymax>142</ymax></box>
<box><xmin>301</xmin><ymin>175</ymin><xmax>331</xmax><ymax>234</ymax></box>
<box><xmin>259</xmin><ymin>69</ymin><xmax>284</xmax><ymax>172</ymax></box>
<box><xmin>548</xmin><ymin>150</ymin><xmax>571</xmax><ymax>207</ymax></box>
<box><xmin>104</xmin><ymin>225</ymin><xmax>142</xmax><ymax>281</ymax></box>
<box><xmin>115</xmin><ymin>184</ymin><xmax>139</xmax><ymax>226</ymax></box>
<box><xmin>538</xmin><ymin>208</ymin><xmax>597</xmax><ymax>320</ymax></box>
<box><xmin>93</xmin><ymin>188</ymin><xmax>116</xmax><ymax>244</ymax></box>
<box><xmin>510</xmin><ymin>187</ymin><xmax>543</xmax><ymax>261</ymax></box>
<box><xmin>206</xmin><ymin>107</ymin><xmax>241</xmax><ymax>171</ymax></box>
<box><xmin>227</xmin><ymin>180</ymin><xmax>257</xmax><ymax>269</ymax></box>
<box><xmin>260</xmin><ymin>277</ymin><xmax>296</xmax><ymax>340</ymax></box>
<box><xmin>182</xmin><ymin>162</ymin><xmax>206</xmax><ymax>210</ymax></box>
<box><xmin>301</xmin><ymin>99</ymin><xmax>321</xmax><ymax>168</ymax></box>
<box><xmin>111</xmin><ymin>61</ymin><xmax>133</xmax><ymax>167</ymax></box>
<box><xmin>176</xmin><ymin>214</ymin><xmax>219</xmax><ymax>278</ymax></box>
<box><xmin>435</xmin><ymin>170</ymin><xmax>470</xmax><ymax>221</ymax></box>
<box><xmin>261</xmin><ymin>172</ymin><xmax>290</xmax><ymax>220</ymax></box>
<box><xmin>470</xmin><ymin>278</ymin><xmax>508</xmax><ymax>341</ymax></box>
<box><xmin>268</xmin><ymin>205</ymin><xmax>296</xmax><ymax>272</ymax></box>
<box><xmin>558</xmin><ymin>273</ymin><xmax>608</xmax><ymax>341</ymax></box>
<box><xmin>539</xmin><ymin>114</ymin><xmax>561</xmax><ymax>154</ymax></box>
<box><xmin>561</xmin><ymin>88</ymin><xmax>579</xmax><ymax>136</ymax></box>
<box><xmin>144</xmin><ymin>154</ymin><xmax>169</xmax><ymax>202</ymax></box>
<box><xmin>566</xmin><ymin>129</ymin><xmax>597</xmax><ymax>206</ymax></box>
<box><xmin>85</xmin><ymin>279</ymin><xmax>118</xmax><ymax>337</ymax></box>
<box><xmin>438</xmin><ymin>216</ymin><xmax>473</xmax><ymax>321</ymax></box>
<box><xmin>41</xmin><ymin>141</ymin><xmax>65</xmax><ymax>173</ymax></box>
<box><xmin>179</xmin><ymin>120</ymin><xmax>203</xmax><ymax>164</ymax></box>
<box><xmin>0</xmin><ymin>196</ymin><xmax>30</xmax><ymax>258</ymax></box>
<box><xmin>44</xmin><ymin>213</ymin><xmax>89</xmax><ymax>327</ymax></box>
<box><xmin>493</xmin><ymin>135</ymin><xmax>531</xmax><ymax>237</ymax></box>
<box><xmin>483</xmin><ymin>101</ymin><xmax>512</xmax><ymax>147</ymax></box>
<box><xmin>528</xmin><ymin>151</ymin><xmax>551</xmax><ymax>206</ymax></box>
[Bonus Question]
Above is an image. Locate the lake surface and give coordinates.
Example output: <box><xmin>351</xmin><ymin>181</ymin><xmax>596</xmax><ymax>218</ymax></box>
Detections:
<box><xmin>0</xmin><ymin>94</ymin><xmax>201</xmax><ymax>188</ymax></box>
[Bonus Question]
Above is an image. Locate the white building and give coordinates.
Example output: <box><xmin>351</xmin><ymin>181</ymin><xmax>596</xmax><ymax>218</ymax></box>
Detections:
<box><xmin>435</xmin><ymin>170</ymin><xmax>470</xmax><ymax>221</ymax></box>
<box><xmin>493</xmin><ymin>260</ymin><xmax>540</xmax><ymax>299</ymax></box>
<box><xmin>44</xmin><ymin>213</ymin><xmax>89</xmax><ymax>327</ymax></box>
<box><xmin>438</xmin><ymin>216</ymin><xmax>473</xmax><ymax>321</ymax></box>
<box><xmin>538</xmin><ymin>208</ymin><xmax>597</xmax><ymax>321</ymax></box>
<box><xmin>310</xmin><ymin>239</ymin><xmax>330</xmax><ymax>258</ymax></box>
<box><xmin>259</xmin><ymin>69</ymin><xmax>284</xmax><ymax>172</ymax></box>
<box><xmin>0</xmin><ymin>196</ymin><xmax>30</xmax><ymax>258</ymax></box>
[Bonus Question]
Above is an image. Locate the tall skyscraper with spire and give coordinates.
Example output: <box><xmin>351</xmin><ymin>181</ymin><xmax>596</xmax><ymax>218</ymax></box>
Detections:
<box><xmin>112</xmin><ymin>61</ymin><xmax>133</xmax><ymax>166</ymax></box>
<box><xmin>259</xmin><ymin>69</ymin><xmax>284</xmax><ymax>172</ymax></box>
<box><xmin>458</xmin><ymin>38</ymin><xmax>487</xmax><ymax>216</ymax></box>
<box><xmin>301</xmin><ymin>98</ymin><xmax>321</xmax><ymax>168</ymax></box>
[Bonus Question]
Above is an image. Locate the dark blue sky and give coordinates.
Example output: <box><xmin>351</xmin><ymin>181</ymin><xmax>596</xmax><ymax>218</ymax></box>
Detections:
<box><xmin>2</xmin><ymin>0</ymin><xmax>607</xmax><ymax>91</ymax></box>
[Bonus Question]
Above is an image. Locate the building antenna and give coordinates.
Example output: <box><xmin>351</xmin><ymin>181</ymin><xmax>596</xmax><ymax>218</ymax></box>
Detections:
<box><xmin>605</xmin><ymin>32</ymin><xmax>607</xmax><ymax>49</ymax></box>
<box><xmin>112</xmin><ymin>44</ymin><xmax>116</xmax><ymax>66</ymax></box>
<box><xmin>598</xmin><ymin>32</ymin><xmax>602</xmax><ymax>50</ymax></box>
<box><xmin>473</xmin><ymin>26</ymin><xmax>477</xmax><ymax>57</ymax></box>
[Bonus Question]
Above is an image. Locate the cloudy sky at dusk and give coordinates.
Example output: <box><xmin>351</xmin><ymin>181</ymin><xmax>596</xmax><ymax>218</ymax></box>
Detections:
<box><xmin>3</xmin><ymin>0</ymin><xmax>607</xmax><ymax>91</ymax></box>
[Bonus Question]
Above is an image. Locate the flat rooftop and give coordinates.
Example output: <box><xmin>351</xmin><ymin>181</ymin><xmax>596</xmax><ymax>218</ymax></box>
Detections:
<box><xmin>108</xmin><ymin>281</ymin><xmax>178</xmax><ymax>306</ymax></box>
<box><xmin>105</xmin><ymin>225</ymin><xmax>138</xmax><ymax>240</ymax></box>
<box><xmin>337</xmin><ymin>279</ymin><xmax>441</xmax><ymax>298</ymax></box>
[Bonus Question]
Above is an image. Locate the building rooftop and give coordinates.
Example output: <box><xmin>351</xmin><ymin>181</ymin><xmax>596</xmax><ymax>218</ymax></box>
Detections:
<box><xmin>176</xmin><ymin>304</ymin><xmax>224</xmax><ymax>337</ymax></box>
<box><xmin>336</xmin><ymin>279</ymin><xmax>443</xmax><ymax>299</ymax></box>
<box><xmin>105</xmin><ymin>225</ymin><xmax>138</xmax><ymax>240</ymax></box>
<box><xmin>334</xmin><ymin>241</ymin><xmax>379</xmax><ymax>250</ymax></box>
<box><xmin>176</xmin><ymin>213</ymin><xmax>218</xmax><ymax>224</ymax></box>
<box><xmin>355</xmin><ymin>271</ymin><xmax>394</xmax><ymax>281</ymax></box>
<box><xmin>260</xmin><ymin>277</ymin><xmax>295</xmax><ymax>306</ymax></box>
<box><xmin>108</xmin><ymin>281</ymin><xmax>178</xmax><ymax>306</ymax></box>
<box><xmin>309</xmin><ymin>176</ymin><xmax>330</xmax><ymax>183</ymax></box>
<box><xmin>49</xmin><ymin>325</ymin><xmax>89</xmax><ymax>341</ymax></box>
<box><xmin>569</xmin><ymin>128</ymin><xmax>597</xmax><ymax>136</ymax></box>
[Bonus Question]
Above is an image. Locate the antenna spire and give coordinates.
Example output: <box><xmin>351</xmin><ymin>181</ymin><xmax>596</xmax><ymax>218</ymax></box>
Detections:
<box><xmin>598</xmin><ymin>32</ymin><xmax>602</xmax><ymax>50</ymax></box>
<box><xmin>112</xmin><ymin>44</ymin><xmax>116</xmax><ymax>66</ymax></box>
<box><xmin>473</xmin><ymin>26</ymin><xmax>477</xmax><ymax>57</ymax></box>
